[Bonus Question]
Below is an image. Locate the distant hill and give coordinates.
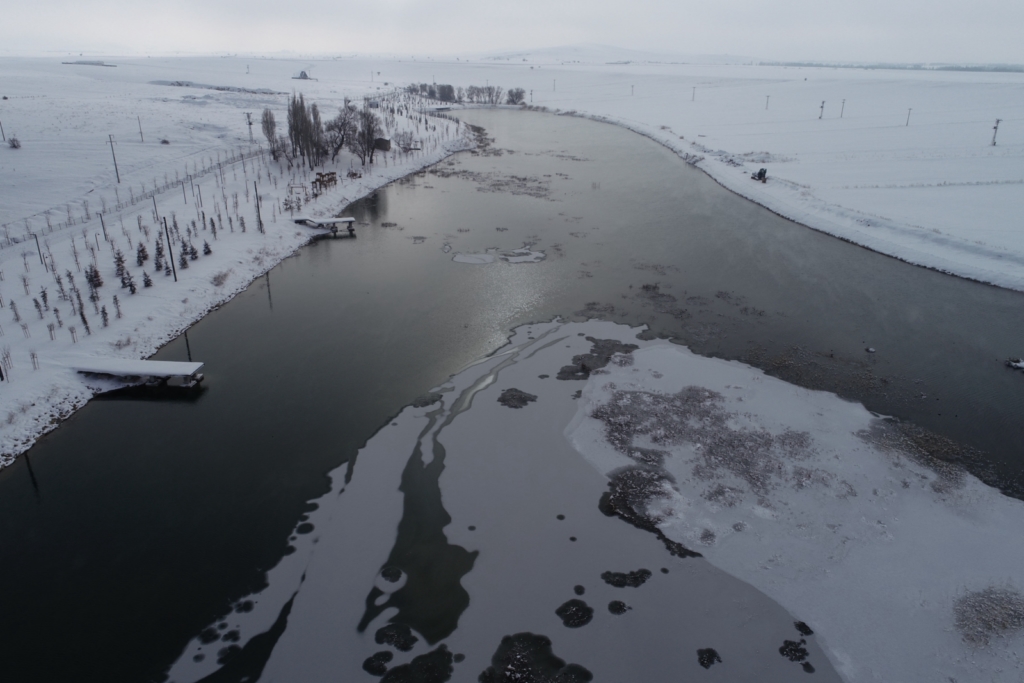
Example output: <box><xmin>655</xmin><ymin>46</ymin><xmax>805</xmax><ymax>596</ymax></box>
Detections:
<box><xmin>477</xmin><ymin>44</ymin><xmax>753</xmax><ymax>66</ymax></box>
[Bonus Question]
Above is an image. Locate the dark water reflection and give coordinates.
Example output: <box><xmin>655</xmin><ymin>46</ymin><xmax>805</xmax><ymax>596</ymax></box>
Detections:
<box><xmin>0</xmin><ymin>108</ymin><xmax>1021</xmax><ymax>682</ymax></box>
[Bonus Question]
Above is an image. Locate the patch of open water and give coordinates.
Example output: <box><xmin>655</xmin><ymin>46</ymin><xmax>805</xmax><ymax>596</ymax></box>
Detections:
<box><xmin>0</xmin><ymin>109</ymin><xmax>1021</xmax><ymax>682</ymax></box>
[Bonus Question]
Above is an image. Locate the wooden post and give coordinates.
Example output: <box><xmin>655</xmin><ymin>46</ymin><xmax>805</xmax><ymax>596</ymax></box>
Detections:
<box><xmin>254</xmin><ymin>181</ymin><xmax>264</xmax><ymax>234</ymax></box>
<box><xmin>164</xmin><ymin>218</ymin><xmax>177</xmax><ymax>282</ymax></box>
<box><xmin>108</xmin><ymin>135</ymin><xmax>120</xmax><ymax>183</ymax></box>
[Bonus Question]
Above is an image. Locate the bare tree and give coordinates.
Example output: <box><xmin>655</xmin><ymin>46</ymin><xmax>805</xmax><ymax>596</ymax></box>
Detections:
<box><xmin>324</xmin><ymin>99</ymin><xmax>357</xmax><ymax>162</ymax></box>
<box><xmin>309</xmin><ymin>102</ymin><xmax>325</xmax><ymax>167</ymax></box>
<box><xmin>437</xmin><ymin>84</ymin><xmax>455</xmax><ymax>102</ymax></box>
<box><xmin>348</xmin><ymin>107</ymin><xmax>382</xmax><ymax>166</ymax></box>
<box><xmin>506</xmin><ymin>88</ymin><xmax>526</xmax><ymax>105</ymax></box>
<box><xmin>261</xmin><ymin>108</ymin><xmax>279</xmax><ymax>159</ymax></box>
<box><xmin>465</xmin><ymin>85</ymin><xmax>504</xmax><ymax>105</ymax></box>
<box><xmin>287</xmin><ymin>93</ymin><xmax>326</xmax><ymax>169</ymax></box>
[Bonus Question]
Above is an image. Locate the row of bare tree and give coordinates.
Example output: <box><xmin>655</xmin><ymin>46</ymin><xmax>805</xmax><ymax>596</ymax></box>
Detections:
<box><xmin>261</xmin><ymin>94</ymin><xmax>385</xmax><ymax>168</ymax></box>
<box><xmin>406</xmin><ymin>83</ymin><xmax>527</xmax><ymax>105</ymax></box>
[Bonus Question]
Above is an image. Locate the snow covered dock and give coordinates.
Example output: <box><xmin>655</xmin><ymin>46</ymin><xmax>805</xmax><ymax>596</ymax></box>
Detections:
<box><xmin>72</xmin><ymin>359</ymin><xmax>205</xmax><ymax>386</ymax></box>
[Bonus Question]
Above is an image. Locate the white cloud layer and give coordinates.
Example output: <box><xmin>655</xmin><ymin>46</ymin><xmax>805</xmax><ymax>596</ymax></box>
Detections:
<box><xmin>5</xmin><ymin>0</ymin><xmax>1024</xmax><ymax>63</ymax></box>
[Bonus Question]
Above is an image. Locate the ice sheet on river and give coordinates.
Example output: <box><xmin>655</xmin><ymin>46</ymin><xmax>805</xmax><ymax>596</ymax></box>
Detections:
<box><xmin>452</xmin><ymin>244</ymin><xmax>546</xmax><ymax>264</ymax></box>
<box><xmin>166</xmin><ymin>320</ymin><xmax>1024</xmax><ymax>683</ymax></box>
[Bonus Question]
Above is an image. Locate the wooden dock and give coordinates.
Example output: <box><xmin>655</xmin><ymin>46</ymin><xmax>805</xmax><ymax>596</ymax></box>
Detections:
<box><xmin>293</xmin><ymin>217</ymin><xmax>356</xmax><ymax>236</ymax></box>
<box><xmin>73</xmin><ymin>359</ymin><xmax>205</xmax><ymax>387</ymax></box>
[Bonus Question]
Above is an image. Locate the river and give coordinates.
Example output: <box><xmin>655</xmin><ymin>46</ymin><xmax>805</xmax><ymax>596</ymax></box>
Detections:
<box><xmin>0</xmin><ymin>108</ymin><xmax>1021</xmax><ymax>682</ymax></box>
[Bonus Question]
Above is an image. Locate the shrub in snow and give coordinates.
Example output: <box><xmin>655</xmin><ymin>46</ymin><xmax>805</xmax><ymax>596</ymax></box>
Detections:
<box><xmin>203</xmin><ymin>241</ymin><xmax>212</xmax><ymax>255</ymax></box>
<box><xmin>179</xmin><ymin>252</ymin><xmax>189</xmax><ymax>270</ymax></box>
<box><xmin>85</xmin><ymin>264</ymin><xmax>103</xmax><ymax>289</ymax></box>
<box><xmin>143</xmin><ymin>272</ymin><xmax>153</xmax><ymax>288</ymax></box>
<box><xmin>8</xmin><ymin>136</ymin><xmax>20</xmax><ymax>149</ymax></box>
<box><xmin>136</xmin><ymin>243</ymin><xmax>149</xmax><ymax>266</ymax></box>
<box><xmin>113</xmin><ymin>250</ymin><xmax>126</xmax><ymax>279</ymax></box>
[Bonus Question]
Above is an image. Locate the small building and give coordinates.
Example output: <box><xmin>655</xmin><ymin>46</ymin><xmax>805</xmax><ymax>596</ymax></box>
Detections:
<box><xmin>374</xmin><ymin>138</ymin><xmax>392</xmax><ymax>152</ymax></box>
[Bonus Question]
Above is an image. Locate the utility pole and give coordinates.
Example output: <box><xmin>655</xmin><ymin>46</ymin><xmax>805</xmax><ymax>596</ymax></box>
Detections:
<box><xmin>152</xmin><ymin>196</ymin><xmax>160</xmax><ymax>224</ymax></box>
<box><xmin>992</xmin><ymin>119</ymin><xmax>1002</xmax><ymax>146</ymax></box>
<box><xmin>906</xmin><ymin>108</ymin><xmax>912</xmax><ymax>126</ymax></box>
<box><xmin>163</xmin><ymin>218</ymin><xmax>177</xmax><ymax>282</ymax></box>
<box><xmin>99</xmin><ymin>213</ymin><xmax>108</xmax><ymax>241</ymax></box>
<box><xmin>244</xmin><ymin>112</ymin><xmax>254</xmax><ymax>143</ymax></box>
<box><xmin>108</xmin><ymin>135</ymin><xmax>120</xmax><ymax>183</ymax></box>
<box><xmin>254</xmin><ymin>181</ymin><xmax>264</xmax><ymax>233</ymax></box>
<box><xmin>553</xmin><ymin>79</ymin><xmax>556</xmax><ymax>92</ymax></box>
<box><xmin>137</xmin><ymin>116</ymin><xmax>144</xmax><ymax>142</ymax></box>
<box><xmin>530</xmin><ymin>90</ymin><xmax>533</xmax><ymax>103</ymax></box>
<box><xmin>692</xmin><ymin>87</ymin><xmax>695</xmax><ymax>101</ymax></box>
<box><xmin>31</xmin><ymin>233</ymin><xmax>43</xmax><ymax>265</ymax></box>
<box><xmin>840</xmin><ymin>99</ymin><xmax>846</xmax><ymax>118</ymax></box>
<box><xmin>765</xmin><ymin>95</ymin><xmax>770</xmax><ymax>110</ymax></box>
<box><xmin>0</xmin><ymin>118</ymin><xmax>5</xmax><ymax>141</ymax></box>
<box><xmin>819</xmin><ymin>101</ymin><xmax>825</xmax><ymax>119</ymax></box>
<box><xmin>631</xmin><ymin>85</ymin><xmax>634</xmax><ymax>96</ymax></box>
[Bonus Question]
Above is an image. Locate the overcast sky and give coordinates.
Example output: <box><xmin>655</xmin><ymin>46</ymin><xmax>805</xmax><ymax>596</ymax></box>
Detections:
<box><xmin>5</xmin><ymin>0</ymin><xmax>1023</xmax><ymax>64</ymax></box>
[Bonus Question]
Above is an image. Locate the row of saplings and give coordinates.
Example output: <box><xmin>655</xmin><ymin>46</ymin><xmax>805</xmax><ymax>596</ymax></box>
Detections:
<box><xmin>93</xmin><ymin>235</ymin><xmax>213</xmax><ymax>298</ymax></box>
<box><xmin>19</xmin><ymin>229</ymin><xmax>211</xmax><ymax>340</ymax></box>
<box><xmin>123</xmin><ymin>240</ymin><xmax>211</xmax><ymax>290</ymax></box>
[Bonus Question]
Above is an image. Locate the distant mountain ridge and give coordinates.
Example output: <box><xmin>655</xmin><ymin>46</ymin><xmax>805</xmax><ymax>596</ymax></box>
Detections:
<box><xmin>476</xmin><ymin>44</ymin><xmax>753</xmax><ymax>65</ymax></box>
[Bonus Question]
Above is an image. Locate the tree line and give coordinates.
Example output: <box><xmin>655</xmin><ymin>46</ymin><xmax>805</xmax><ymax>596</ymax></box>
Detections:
<box><xmin>406</xmin><ymin>83</ymin><xmax>526</xmax><ymax>105</ymax></box>
<box><xmin>261</xmin><ymin>94</ymin><xmax>385</xmax><ymax>168</ymax></box>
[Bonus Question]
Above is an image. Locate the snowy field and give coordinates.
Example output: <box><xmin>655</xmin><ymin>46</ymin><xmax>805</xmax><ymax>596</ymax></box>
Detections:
<box><xmin>0</xmin><ymin>56</ymin><xmax>471</xmax><ymax>463</ymax></box>
<box><xmin>1</xmin><ymin>52</ymin><xmax>1021</xmax><ymax>460</ymax></box>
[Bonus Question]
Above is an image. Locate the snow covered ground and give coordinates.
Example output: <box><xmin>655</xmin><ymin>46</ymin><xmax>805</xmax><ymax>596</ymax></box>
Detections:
<box><xmin>457</xmin><ymin>48</ymin><xmax>1024</xmax><ymax>291</ymax></box>
<box><xmin>533</xmin><ymin>62</ymin><xmax>1024</xmax><ymax>291</ymax></box>
<box><xmin>567</xmin><ymin>325</ymin><xmax>1024</xmax><ymax>683</ymax></box>
<box><xmin>0</xmin><ymin>56</ymin><xmax>472</xmax><ymax>463</ymax></box>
